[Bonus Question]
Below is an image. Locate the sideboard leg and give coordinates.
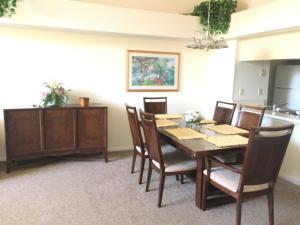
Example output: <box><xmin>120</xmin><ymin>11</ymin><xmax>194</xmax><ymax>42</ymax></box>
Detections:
<box><xmin>6</xmin><ymin>160</ymin><xmax>11</xmax><ymax>173</ymax></box>
<box><xmin>104</xmin><ymin>149</ymin><xmax>108</xmax><ymax>163</ymax></box>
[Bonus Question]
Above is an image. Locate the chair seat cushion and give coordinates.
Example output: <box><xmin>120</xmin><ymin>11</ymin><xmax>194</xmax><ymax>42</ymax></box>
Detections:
<box><xmin>203</xmin><ymin>167</ymin><xmax>268</xmax><ymax>193</ymax></box>
<box><xmin>153</xmin><ymin>149</ymin><xmax>196</xmax><ymax>173</ymax></box>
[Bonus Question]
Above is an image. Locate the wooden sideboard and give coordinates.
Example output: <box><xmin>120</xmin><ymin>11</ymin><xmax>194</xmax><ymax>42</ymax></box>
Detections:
<box><xmin>4</xmin><ymin>104</ymin><xmax>108</xmax><ymax>172</ymax></box>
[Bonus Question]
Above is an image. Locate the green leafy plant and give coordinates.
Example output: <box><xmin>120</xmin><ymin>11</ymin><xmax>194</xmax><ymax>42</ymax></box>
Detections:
<box><xmin>0</xmin><ymin>0</ymin><xmax>19</xmax><ymax>17</ymax></box>
<box><xmin>41</xmin><ymin>81</ymin><xmax>71</xmax><ymax>107</ymax></box>
<box><xmin>190</xmin><ymin>0</ymin><xmax>237</xmax><ymax>34</ymax></box>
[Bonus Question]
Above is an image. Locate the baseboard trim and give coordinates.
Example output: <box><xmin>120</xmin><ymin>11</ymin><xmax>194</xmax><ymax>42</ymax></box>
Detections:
<box><xmin>279</xmin><ymin>173</ymin><xmax>300</xmax><ymax>186</ymax></box>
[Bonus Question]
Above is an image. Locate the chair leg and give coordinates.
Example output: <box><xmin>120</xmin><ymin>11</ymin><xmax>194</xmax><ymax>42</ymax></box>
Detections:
<box><xmin>138</xmin><ymin>155</ymin><xmax>146</xmax><ymax>185</ymax></box>
<box><xmin>176</xmin><ymin>174</ymin><xmax>179</xmax><ymax>181</ymax></box>
<box><xmin>131</xmin><ymin>150</ymin><xmax>137</xmax><ymax>174</ymax></box>
<box><xmin>202</xmin><ymin>176</ymin><xmax>209</xmax><ymax>210</ymax></box>
<box><xmin>180</xmin><ymin>174</ymin><xmax>184</xmax><ymax>184</ymax></box>
<box><xmin>236</xmin><ymin>198</ymin><xmax>242</xmax><ymax>225</ymax></box>
<box><xmin>267</xmin><ymin>192</ymin><xmax>274</xmax><ymax>225</ymax></box>
<box><xmin>145</xmin><ymin>160</ymin><xmax>152</xmax><ymax>192</ymax></box>
<box><xmin>158</xmin><ymin>173</ymin><xmax>165</xmax><ymax>208</ymax></box>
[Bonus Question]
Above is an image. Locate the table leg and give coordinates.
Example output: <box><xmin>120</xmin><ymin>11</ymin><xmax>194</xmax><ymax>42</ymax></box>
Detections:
<box><xmin>196</xmin><ymin>156</ymin><xmax>205</xmax><ymax>209</ymax></box>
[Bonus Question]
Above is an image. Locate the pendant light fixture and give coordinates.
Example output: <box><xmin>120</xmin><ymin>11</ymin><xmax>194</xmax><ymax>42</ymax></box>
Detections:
<box><xmin>186</xmin><ymin>0</ymin><xmax>228</xmax><ymax>51</ymax></box>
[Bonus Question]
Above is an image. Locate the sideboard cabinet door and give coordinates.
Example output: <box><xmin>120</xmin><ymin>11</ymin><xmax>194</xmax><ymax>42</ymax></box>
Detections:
<box><xmin>77</xmin><ymin>108</ymin><xmax>107</xmax><ymax>150</ymax></box>
<box><xmin>4</xmin><ymin>109</ymin><xmax>42</xmax><ymax>157</ymax></box>
<box><xmin>43</xmin><ymin>109</ymin><xmax>76</xmax><ymax>152</ymax></box>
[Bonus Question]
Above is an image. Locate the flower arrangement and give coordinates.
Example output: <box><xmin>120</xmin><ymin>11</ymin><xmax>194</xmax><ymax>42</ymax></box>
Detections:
<box><xmin>183</xmin><ymin>110</ymin><xmax>203</xmax><ymax>124</ymax></box>
<box><xmin>41</xmin><ymin>81</ymin><xmax>70</xmax><ymax>107</ymax></box>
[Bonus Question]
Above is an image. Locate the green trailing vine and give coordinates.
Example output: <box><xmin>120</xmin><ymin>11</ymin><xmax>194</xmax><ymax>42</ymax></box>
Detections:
<box><xmin>0</xmin><ymin>0</ymin><xmax>18</xmax><ymax>17</ymax></box>
<box><xmin>190</xmin><ymin>0</ymin><xmax>237</xmax><ymax>34</ymax></box>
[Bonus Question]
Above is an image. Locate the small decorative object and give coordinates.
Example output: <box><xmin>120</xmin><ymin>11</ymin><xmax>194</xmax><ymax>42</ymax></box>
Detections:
<box><xmin>0</xmin><ymin>0</ymin><xmax>19</xmax><ymax>17</ymax></box>
<box><xmin>79</xmin><ymin>97</ymin><xmax>89</xmax><ymax>107</ymax></box>
<box><xmin>183</xmin><ymin>110</ymin><xmax>203</xmax><ymax>128</ymax></box>
<box><xmin>127</xmin><ymin>50</ymin><xmax>180</xmax><ymax>91</ymax></box>
<box><xmin>41</xmin><ymin>81</ymin><xmax>70</xmax><ymax>107</ymax></box>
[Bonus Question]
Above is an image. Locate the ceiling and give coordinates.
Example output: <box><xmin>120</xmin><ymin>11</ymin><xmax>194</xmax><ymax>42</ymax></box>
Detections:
<box><xmin>73</xmin><ymin>0</ymin><xmax>199</xmax><ymax>14</ymax></box>
<box><xmin>73</xmin><ymin>0</ymin><xmax>276</xmax><ymax>14</ymax></box>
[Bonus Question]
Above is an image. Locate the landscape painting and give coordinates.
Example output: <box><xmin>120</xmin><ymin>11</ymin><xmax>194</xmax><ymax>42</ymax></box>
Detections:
<box><xmin>127</xmin><ymin>50</ymin><xmax>180</xmax><ymax>91</ymax></box>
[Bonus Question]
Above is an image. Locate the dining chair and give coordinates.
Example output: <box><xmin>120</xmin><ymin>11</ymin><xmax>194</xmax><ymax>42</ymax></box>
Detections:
<box><xmin>125</xmin><ymin>104</ymin><xmax>177</xmax><ymax>185</ymax></box>
<box><xmin>126</xmin><ymin>104</ymin><xmax>148</xmax><ymax>185</ymax></box>
<box><xmin>214</xmin><ymin>104</ymin><xmax>265</xmax><ymax>164</ymax></box>
<box><xmin>236</xmin><ymin>104</ymin><xmax>265</xmax><ymax>131</ymax></box>
<box><xmin>202</xmin><ymin>125</ymin><xmax>294</xmax><ymax>225</ymax></box>
<box><xmin>213</xmin><ymin>101</ymin><xmax>237</xmax><ymax>125</ymax></box>
<box><xmin>143</xmin><ymin>97</ymin><xmax>167</xmax><ymax>114</ymax></box>
<box><xmin>140</xmin><ymin>110</ymin><xmax>196</xmax><ymax>207</ymax></box>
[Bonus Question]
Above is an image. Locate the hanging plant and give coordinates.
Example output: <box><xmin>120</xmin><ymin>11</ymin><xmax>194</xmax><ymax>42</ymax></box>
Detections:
<box><xmin>190</xmin><ymin>0</ymin><xmax>237</xmax><ymax>34</ymax></box>
<box><xmin>0</xmin><ymin>0</ymin><xmax>18</xmax><ymax>17</ymax></box>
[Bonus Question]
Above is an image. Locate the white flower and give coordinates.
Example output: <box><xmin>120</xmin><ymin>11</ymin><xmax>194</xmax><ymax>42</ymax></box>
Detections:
<box><xmin>183</xmin><ymin>110</ymin><xmax>202</xmax><ymax>123</ymax></box>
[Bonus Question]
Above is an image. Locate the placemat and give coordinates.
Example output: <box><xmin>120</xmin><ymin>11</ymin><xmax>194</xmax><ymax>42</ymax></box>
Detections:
<box><xmin>205</xmin><ymin>135</ymin><xmax>248</xmax><ymax>148</ymax></box>
<box><xmin>198</xmin><ymin>119</ymin><xmax>216</xmax><ymax>125</ymax></box>
<box><xmin>156</xmin><ymin>119</ymin><xmax>179</xmax><ymax>127</ymax></box>
<box><xmin>155</xmin><ymin>114</ymin><xmax>183</xmax><ymax>120</ymax></box>
<box><xmin>165</xmin><ymin>128</ymin><xmax>206</xmax><ymax>140</ymax></box>
<box><xmin>206</xmin><ymin>124</ymin><xmax>249</xmax><ymax>135</ymax></box>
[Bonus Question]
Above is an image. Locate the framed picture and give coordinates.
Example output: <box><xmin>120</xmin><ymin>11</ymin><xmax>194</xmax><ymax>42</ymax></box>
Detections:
<box><xmin>127</xmin><ymin>50</ymin><xmax>180</xmax><ymax>91</ymax></box>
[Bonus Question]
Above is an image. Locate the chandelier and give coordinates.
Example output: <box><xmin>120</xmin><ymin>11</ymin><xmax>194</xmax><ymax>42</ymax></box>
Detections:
<box><xmin>186</xmin><ymin>0</ymin><xmax>228</xmax><ymax>51</ymax></box>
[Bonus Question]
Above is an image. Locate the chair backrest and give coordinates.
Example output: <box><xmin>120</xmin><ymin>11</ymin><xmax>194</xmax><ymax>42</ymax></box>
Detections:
<box><xmin>143</xmin><ymin>97</ymin><xmax>167</xmax><ymax>114</ymax></box>
<box><xmin>125</xmin><ymin>104</ymin><xmax>144</xmax><ymax>153</ymax></box>
<box><xmin>139</xmin><ymin>110</ymin><xmax>164</xmax><ymax>169</ymax></box>
<box><xmin>239</xmin><ymin>125</ymin><xmax>294</xmax><ymax>189</ymax></box>
<box><xmin>213</xmin><ymin>101</ymin><xmax>237</xmax><ymax>125</ymax></box>
<box><xmin>236</xmin><ymin>105</ymin><xmax>265</xmax><ymax>131</ymax></box>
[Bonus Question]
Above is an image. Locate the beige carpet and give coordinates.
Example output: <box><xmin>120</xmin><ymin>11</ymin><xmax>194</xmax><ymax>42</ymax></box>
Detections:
<box><xmin>0</xmin><ymin>151</ymin><xmax>299</xmax><ymax>225</ymax></box>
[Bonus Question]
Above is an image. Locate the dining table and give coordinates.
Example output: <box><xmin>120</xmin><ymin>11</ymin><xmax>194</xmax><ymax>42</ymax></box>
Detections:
<box><xmin>157</xmin><ymin>118</ymin><xmax>248</xmax><ymax>209</ymax></box>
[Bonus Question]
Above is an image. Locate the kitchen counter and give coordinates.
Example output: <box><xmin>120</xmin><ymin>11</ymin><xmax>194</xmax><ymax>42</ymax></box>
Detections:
<box><xmin>264</xmin><ymin>110</ymin><xmax>300</xmax><ymax>124</ymax></box>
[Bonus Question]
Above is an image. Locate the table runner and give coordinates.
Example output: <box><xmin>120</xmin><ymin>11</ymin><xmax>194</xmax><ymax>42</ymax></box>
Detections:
<box><xmin>206</xmin><ymin>124</ymin><xmax>249</xmax><ymax>135</ymax></box>
<box><xmin>155</xmin><ymin>114</ymin><xmax>183</xmax><ymax>119</ymax></box>
<box><xmin>156</xmin><ymin>119</ymin><xmax>179</xmax><ymax>127</ymax></box>
<box><xmin>165</xmin><ymin>128</ymin><xmax>206</xmax><ymax>140</ymax></box>
<box><xmin>198</xmin><ymin>119</ymin><xmax>216</xmax><ymax>125</ymax></box>
<box><xmin>205</xmin><ymin>135</ymin><xmax>248</xmax><ymax>148</ymax></box>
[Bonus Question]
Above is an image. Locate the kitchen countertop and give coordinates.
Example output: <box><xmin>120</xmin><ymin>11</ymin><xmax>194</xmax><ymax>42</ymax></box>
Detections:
<box><xmin>264</xmin><ymin>110</ymin><xmax>300</xmax><ymax>124</ymax></box>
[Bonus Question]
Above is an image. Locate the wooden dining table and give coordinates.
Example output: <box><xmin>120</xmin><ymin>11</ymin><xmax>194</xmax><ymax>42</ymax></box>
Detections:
<box><xmin>157</xmin><ymin>120</ymin><xmax>247</xmax><ymax>209</ymax></box>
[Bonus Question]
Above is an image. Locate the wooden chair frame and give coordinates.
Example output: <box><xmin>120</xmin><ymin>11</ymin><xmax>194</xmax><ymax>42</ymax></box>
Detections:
<box><xmin>236</xmin><ymin>105</ymin><xmax>265</xmax><ymax>131</ymax></box>
<box><xmin>213</xmin><ymin>101</ymin><xmax>237</xmax><ymax>125</ymax></box>
<box><xmin>143</xmin><ymin>97</ymin><xmax>167</xmax><ymax>114</ymax></box>
<box><xmin>140</xmin><ymin>110</ymin><xmax>195</xmax><ymax>207</ymax></box>
<box><xmin>125</xmin><ymin>104</ymin><xmax>148</xmax><ymax>184</ymax></box>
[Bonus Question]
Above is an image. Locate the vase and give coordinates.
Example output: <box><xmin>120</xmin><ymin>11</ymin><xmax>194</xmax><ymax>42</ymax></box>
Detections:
<box><xmin>185</xmin><ymin>122</ymin><xmax>193</xmax><ymax>128</ymax></box>
<box><xmin>44</xmin><ymin>96</ymin><xmax>68</xmax><ymax>107</ymax></box>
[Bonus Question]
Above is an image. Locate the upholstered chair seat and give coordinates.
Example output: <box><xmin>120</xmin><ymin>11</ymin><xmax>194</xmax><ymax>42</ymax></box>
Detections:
<box><xmin>136</xmin><ymin>144</ymin><xmax>178</xmax><ymax>157</ymax></box>
<box><xmin>152</xmin><ymin>151</ymin><xmax>196</xmax><ymax>173</ymax></box>
<box><xmin>204</xmin><ymin>167</ymin><xmax>268</xmax><ymax>193</ymax></box>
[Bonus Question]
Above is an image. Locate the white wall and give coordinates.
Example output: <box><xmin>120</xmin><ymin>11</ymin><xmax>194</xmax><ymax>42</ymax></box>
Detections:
<box><xmin>237</xmin><ymin>0</ymin><xmax>276</xmax><ymax>11</ymax></box>
<box><xmin>0</xmin><ymin>26</ymin><xmax>236</xmax><ymax>160</ymax></box>
<box><xmin>233</xmin><ymin>61</ymin><xmax>270</xmax><ymax>104</ymax></box>
<box><xmin>0</xmin><ymin>0</ymin><xmax>200</xmax><ymax>39</ymax></box>
<box><xmin>239</xmin><ymin>30</ymin><xmax>300</xmax><ymax>61</ymax></box>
